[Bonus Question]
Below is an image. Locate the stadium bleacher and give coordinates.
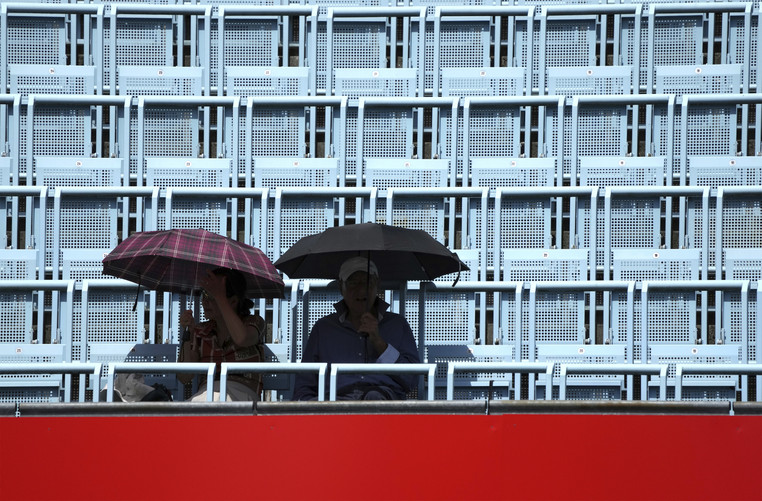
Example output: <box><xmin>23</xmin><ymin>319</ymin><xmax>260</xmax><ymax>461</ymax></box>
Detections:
<box><xmin>0</xmin><ymin>0</ymin><xmax>760</xmax><ymax>410</ymax></box>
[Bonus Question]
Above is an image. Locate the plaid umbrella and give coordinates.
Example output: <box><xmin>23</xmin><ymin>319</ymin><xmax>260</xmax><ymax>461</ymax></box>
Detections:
<box><xmin>273</xmin><ymin>222</ymin><xmax>468</xmax><ymax>282</ymax></box>
<box><xmin>102</xmin><ymin>228</ymin><xmax>284</xmax><ymax>298</ymax></box>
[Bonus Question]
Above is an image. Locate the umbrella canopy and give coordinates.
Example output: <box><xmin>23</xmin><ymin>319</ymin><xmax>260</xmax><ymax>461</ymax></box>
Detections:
<box><xmin>273</xmin><ymin>223</ymin><xmax>468</xmax><ymax>282</ymax></box>
<box><xmin>102</xmin><ymin>228</ymin><xmax>284</xmax><ymax>298</ymax></box>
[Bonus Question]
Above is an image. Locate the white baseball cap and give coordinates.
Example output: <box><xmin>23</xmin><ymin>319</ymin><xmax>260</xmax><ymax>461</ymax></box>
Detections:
<box><xmin>339</xmin><ymin>256</ymin><xmax>378</xmax><ymax>282</ymax></box>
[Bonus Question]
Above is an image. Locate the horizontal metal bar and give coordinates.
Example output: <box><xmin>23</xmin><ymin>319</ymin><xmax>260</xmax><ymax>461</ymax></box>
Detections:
<box><xmin>0</xmin><ymin>280</ymin><xmax>73</xmax><ymax>292</ymax></box>
<box><xmin>530</xmin><ymin>281</ymin><xmax>635</xmax><ymax>292</ymax></box>
<box><xmin>0</xmin><ymin>186</ymin><xmax>46</xmax><ymax>197</ymax></box>
<box><xmin>359</xmin><ymin>97</ymin><xmax>459</xmax><ymax>108</ymax></box>
<box><xmin>112</xmin><ymin>4</ymin><xmax>211</xmax><ymax>15</ymax></box>
<box><xmin>327</xmin><ymin>7</ymin><xmax>426</xmax><ymax>18</ymax></box>
<box><xmin>219</xmin><ymin>5</ymin><xmax>317</xmax><ymax>17</ymax></box>
<box><xmin>256</xmin><ymin>400</ymin><xmax>487</xmax><ymax>415</ymax></box>
<box><xmin>2</xmin><ymin>3</ymin><xmax>103</xmax><ymax>14</ymax></box>
<box><xmin>386</xmin><ymin>187</ymin><xmax>489</xmax><ymax>198</ymax></box>
<box><xmin>718</xmin><ymin>186</ymin><xmax>762</xmax><ymax>197</ymax></box>
<box><xmin>436</xmin><ymin>6</ymin><xmax>534</xmax><ymax>17</ymax></box>
<box><xmin>466</xmin><ymin>96</ymin><xmax>565</xmax><ymax>107</ymax></box>
<box><xmin>82</xmin><ymin>279</ymin><xmax>144</xmax><ymax>290</ymax></box>
<box><xmin>107</xmin><ymin>362</ymin><xmax>215</xmax><ymax>402</ymax></box>
<box><xmin>543</xmin><ymin>4</ymin><xmax>641</xmax><ymax>15</ymax></box>
<box><xmin>28</xmin><ymin>95</ymin><xmax>131</xmax><ymax>108</ymax></box>
<box><xmin>329</xmin><ymin>363</ymin><xmax>436</xmax><ymax>401</ymax></box>
<box><xmin>682</xmin><ymin>93</ymin><xmax>762</xmax><ymax>106</ymax></box>
<box><xmin>0</xmin><ymin>94</ymin><xmax>20</xmax><ymax>106</ymax></box>
<box><xmin>606</xmin><ymin>186</ymin><xmax>709</xmax><ymax>197</ymax></box>
<box><xmin>643</xmin><ymin>280</ymin><xmax>750</xmax><ymax>291</ymax></box>
<box><xmin>275</xmin><ymin>187</ymin><xmax>376</xmax><ymax>197</ymax></box>
<box><xmin>246</xmin><ymin>96</ymin><xmax>347</xmax><ymax>107</ymax></box>
<box><xmin>650</xmin><ymin>2</ymin><xmax>750</xmax><ymax>14</ymax></box>
<box><xmin>220</xmin><ymin>362</ymin><xmax>327</xmax><ymax>402</ymax></box>
<box><xmin>574</xmin><ymin>94</ymin><xmax>674</xmax><ymax>106</ymax></box>
<box><xmin>447</xmin><ymin>362</ymin><xmax>553</xmax><ymax>401</ymax></box>
<box><xmin>0</xmin><ymin>363</ymin><xmax>101</xmax><ymax>375</ymax></box>
<box><xmin>137</xmin><ymin>96</ymin><xmax>241</xmax><ymax>107</ymax></box>
<box><xmin>561</xmin><ymin>363</ymin><xmax>667</xmax><ymax>376</ymax></box>
<box><xmin>559</xmin><ymin>363</ymin><xmax>668</xmax><ymax>401</ymax></box>
<box><xmin>488</xmin><ymin>400</ymin><xmax>731</xmax><ymax>415</ymax></box>
<box><xmin>54</xmin><ymin>186</ymin><xmax>158</xmax><ymax>197</ymax></box>
<box><xmin>16</xmin><ymin>401</ymin><xmax>256</xmax><ymax>417</ymax></box>
<box><xmin>497</xmin><ymin>186</ymin><xmax>596</xmax><ymax>198</ymax></box>
<box><xmin>677</xmin><ymin>364</ymin><xmax>762</xmax><ymax>376</ymax></box>
<box><xmin>166</xmin><ymin>187</ymin><xmax>268</xmax><ymax>198</ymax></box>
<box><xmin>420</xmin><ymin>281</ymin><xmax>524</xmax><ymax>293</ymax></box>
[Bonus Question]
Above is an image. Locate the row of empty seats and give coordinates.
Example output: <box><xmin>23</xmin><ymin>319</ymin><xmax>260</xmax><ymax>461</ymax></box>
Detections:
<box><xmin>1</xmin><ymin>3</ymin><xmax>761</xmax><ymax>98</ymax></box>
<box><xmin>1</xmin><ymin>276</ymin><xmax>760</xmax><ymax>402</ymax></box>
<box><xmin>4</xmin><ymin>185</ymin><xmax>762</xmax><ymax>277</ymax></box>
<box><xmin>2</xmin><ymin>0</ymin><xmax>762</xmax><ymax>406</ymax></box>
<box><xmin>2</xmin><ymin>93</ymin><xmax>761</xmax><ymax>185</ymax></box>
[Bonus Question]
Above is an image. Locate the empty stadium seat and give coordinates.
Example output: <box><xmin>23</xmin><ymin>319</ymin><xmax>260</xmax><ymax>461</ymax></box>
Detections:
<box><xmin>0</xmin><ymin>343</ymin><xmax>67</xmax><ymax>403</ymax></box>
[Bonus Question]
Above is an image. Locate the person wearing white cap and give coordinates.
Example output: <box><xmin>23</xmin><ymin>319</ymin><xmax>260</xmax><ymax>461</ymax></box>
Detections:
<box><xmin>293</xmin><ymin>256</ymin><xmax>420</xmax><ymax>400</ymax></box>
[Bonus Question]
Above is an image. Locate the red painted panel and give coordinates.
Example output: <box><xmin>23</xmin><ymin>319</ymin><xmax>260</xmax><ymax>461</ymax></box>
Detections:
<box><xmin>1</xmin><ymin>414</ymin><xmax>760</xmax><ymax>501</ymax></box>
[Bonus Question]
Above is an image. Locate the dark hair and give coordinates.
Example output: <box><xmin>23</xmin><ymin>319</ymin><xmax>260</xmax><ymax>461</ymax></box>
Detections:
<box><xmin>212</xmin><ymin>268</ymin><xmax>254</xmax><ymax>317</ymax></box>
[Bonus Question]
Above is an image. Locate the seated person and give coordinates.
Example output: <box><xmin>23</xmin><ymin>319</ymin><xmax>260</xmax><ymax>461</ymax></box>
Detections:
<box><xmin>293</xmin><ymin>256</ymin><xmax>420</xmax><ymax>401</ymax></box>
<box><xmin>179</xmin><ymin>267</ymin><xmax>265</xmax><ymax>401</ymax></box>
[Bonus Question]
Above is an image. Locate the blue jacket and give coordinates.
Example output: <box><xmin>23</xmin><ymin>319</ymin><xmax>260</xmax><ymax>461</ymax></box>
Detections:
<box><xmin>293</xmin><ymin>299</ymin><xmax>420</xmax><ymax>400</ymax></box>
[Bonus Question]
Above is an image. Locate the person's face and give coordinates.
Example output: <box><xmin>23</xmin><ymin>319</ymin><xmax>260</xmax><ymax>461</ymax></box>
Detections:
<box><xmin>341</xmin><ymin>271</ymin><xmax>378</xmax><ymax>315</ymax></box>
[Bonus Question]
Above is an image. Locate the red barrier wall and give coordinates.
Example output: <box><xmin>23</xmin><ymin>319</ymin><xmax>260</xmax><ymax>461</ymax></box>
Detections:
<box><xmin>1</xmin><ymin>414</ymin><xmax>760</xmax><ymax>501</ymax></box>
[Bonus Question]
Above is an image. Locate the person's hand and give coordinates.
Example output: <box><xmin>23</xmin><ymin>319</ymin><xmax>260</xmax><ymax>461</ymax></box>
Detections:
<box><xmin>358</xmin><ymin>312</ymin><xmax>379</xmax><ymax>337</ymax></box>
<box><xmin>179</xmin><ymin>309</ymin><xmax>199</xmax><ymax>354</ymax></box>
<box><xmin>179</xmin><ymin>309</ymin><xmax>195</xmax><ymax>331</ymax></box>
<box><xmin>359</xmin><ymin>313</ymin><xmax>387</xmax><ymax>355</ymax></box>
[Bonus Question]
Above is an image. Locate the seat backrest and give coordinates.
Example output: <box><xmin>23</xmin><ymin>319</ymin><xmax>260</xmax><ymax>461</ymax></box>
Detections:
<box><xmin>4</xmin><ymin>11</ymin><xmax>68</xmax><ymax>90</ymax></box>
<box><xmin>10</xmin><ymin>64</ymin><xmax>96</xmax><ymax>96</ymax></box>
<box><xmin>0</xmin><ymin>343</ymin><xmax>66</xmax><ymax>403</ymax></box>
<box><xmin>612</xmin><ymin>248</ymin><xmax>700</xmax><ymax>364</ymax></box>
<box><xmin>262</xmin><ymin>343</ymin><xmax>291</xmax><ymax>400</ymax></box>
<box><xmin>536</xmin><ymin>344</ymin><xmax>626</xmax><ymax>400</ymax></box>
<box><xmin>649</xmin><ymin>343</ymin><xmax>743</xmax><ymax>401</ymax></box>
<box><xmin>89</xmin><ymin>342</ymin><xmax>179</xmax><ymax>397</ymax></box>
<box><xmin>146</xmin><ymin>158</ymin><xmax>232</xmax><ymax>233</ymax></box>
<box><xmin>426</xmin><ymin>344</ymin><xmax>514</xmax><ymax>401</ymax></box>
<box><xmin>105</xmin><ymin>13</ymin><xmax>175</xmax><ymax>92</ymax></box>
<box><xmin>254</xmin><ymin>160</ymin><xmax>340</xmax><ymax>263</ymax></box>
<box><xmin>579</xmin><ymin>157</ymin><xmax>669</xmax><ymax>273</ymax></box>
<box><xmin>502</xmin><ymin>249</ymin><xmax>589</xmax><ymax>362</ymax></box>
<box><xmin>226</xmin><ymin>66</ymin><xmax>309</xmax><ymax>98</ymax></box>
<box><xmin>118</xmin><ymin>66</ymin><xmax>202</xmax><ymax>97</ymax></box>
<box><xmin>400</xmin><ymin>249</ymin><xmax>481</xmax><ymax>351</ymax></box>
<box><xmin>0</xmin><ymin>249</ymin><xmax>37</xmax><ymax>344</ymax></box>
<box><xmin>722</xmin><ymin>249</ymin><xmax>762</xmax><ymax>364</ymax></box>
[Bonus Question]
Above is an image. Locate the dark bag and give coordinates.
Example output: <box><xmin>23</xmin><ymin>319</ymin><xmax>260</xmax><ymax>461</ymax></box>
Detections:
<box><xmin>140</xmin><ymin>383</ymin><xmax>173</xmax><ymax>401</ymax></box>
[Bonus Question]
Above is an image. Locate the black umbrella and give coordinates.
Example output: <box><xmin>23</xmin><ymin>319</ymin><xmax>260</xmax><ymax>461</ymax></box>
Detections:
<box><xmin>273</xmin><ymin>222</ymin><xmax>468</xmax><ymax>283</ymax></box>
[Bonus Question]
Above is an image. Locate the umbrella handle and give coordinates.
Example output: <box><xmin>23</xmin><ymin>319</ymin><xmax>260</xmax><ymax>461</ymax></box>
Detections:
<box><xmin>132</xmin><ymin>274</ymin><xmax>142</xmax><ymax>312</ymax></box>
<box><xmin>451</xmin><ymin>260</ymin><xmax>462</xmax><ymax>287</ymax></box>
